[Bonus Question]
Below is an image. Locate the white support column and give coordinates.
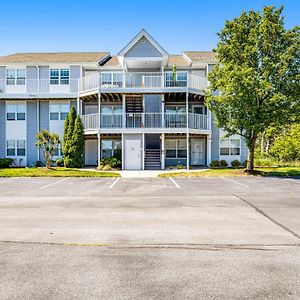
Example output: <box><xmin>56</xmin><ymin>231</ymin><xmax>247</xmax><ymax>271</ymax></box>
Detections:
<box><xmin>121</xmin><ymin>133</ymin><xmax>125</xmax><ymax>170</ymax></box>
<box><xmin>98</xmin><ymin>92</ymin><xmax>101</xmax><ymax>128</ymax></box>
<box><xmin>186</xmin><ymin>91</ymin><xmax>190</xmax><ymax>170</ymax></box>
<box><xmin>76</xmin><ymin>96</ymin><xmax>80</xmax><ymax>114</ymax></box>
<box><xmin>80</xmin><ymin>100</ymin><xmax>83</xmax><ymax>115</ymax></box>
<box><xmin>37</xmin><ymin>100</ymin><xmax>40</xmax><ymax>161</ymax></box>
<box><xmin>161</xmin><ymin>94</ymin><xmax>165</xmax><ymax>128</ymax></box>
<box><xmin>97</xmin><ymin>132</ymin><xmax>101</xmax><ymax>166</ymax></box>
<box><xmin>122</xmin><ymin>94</ymin><xmax>126</xmax><ymax>128</ymax></box>
<box><xmin>161</xmin><ymin>133</ymin><xmax>165</xmax><ymax>170</ymax></box>
<box><xmin>207</xmin><ymin>134</ymin><xmax>212</xmax><ymax>166</ymax></box>
<box><xmin>142</xmin><ymin>133</ymin><xmax>145</xmax><ymax>170</ymax></box>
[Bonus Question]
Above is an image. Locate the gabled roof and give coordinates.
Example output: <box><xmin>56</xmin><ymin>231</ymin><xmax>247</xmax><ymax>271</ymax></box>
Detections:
<box><xmin>167</xmin><ymin>55</ymin><xmax>190</xmax><ymax>67</ymax></box>
<box><xmin>0</xmin><ymin>52</ymin><xmax>109</xmax><ymax>63</ymax></box>
<box><xmin>118</xmin><ymin>29</ymin><xmax>168</xmax><ymax>57</ymax></box>
<box><xmin>183</xmin><ymin>51</ymin><xmax>217</xmax><ymax>62</ymax></box>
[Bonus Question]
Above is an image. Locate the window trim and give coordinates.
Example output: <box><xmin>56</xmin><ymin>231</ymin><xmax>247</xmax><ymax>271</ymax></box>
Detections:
<box><xmin>166</xmin><ymin>139</ymin><xmax>187</xmax><ymax>159</ymax></box>
<box><xmin>6</xmin><ymin>68</ymin><xmax>26</xmax><ymax>86</ymax></box>
<box><xmin>49</xmin><ymin>102</ymin><xmax>70</xmax><ymax>121</ymax></box>
<box><xmin>49</xmin><ymin>68</ymin><xmax>70</xmax><ymax>85</ymax></box>
<box><xmin>6</xmin><ymin>140</ymin><xmax>26</xmax><ymax>157</ymax></box>
<box><xmin>219</xmin><ymin>137</ymin><xmax>241</xmax><ymax>156</ymax></box>
<box><xmin>6</xmin><ymin>103</ymin><xmax>26</xmax><ymax>121</ymax></box>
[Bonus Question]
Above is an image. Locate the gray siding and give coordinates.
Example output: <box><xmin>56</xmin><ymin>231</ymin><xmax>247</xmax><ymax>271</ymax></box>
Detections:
<box><xmin>39</xmin><ymin>66</ymin><xmax>49</xmax><ymax>93</ymax></box>
<box><xmin>0</xmin><ymin>101</ymin><xmax>5</xmax><ymax>157</ymax></box>
<box><xmin>0</xmin><ymin>66</ymin><xmax>5</xmax><ymax>93</ymax></box>
<box><xmin>211</xmin><ymin>113</ymin><xmax>220</xmax><ymax>161</ymax></box>
<box><xmin>26</xmin><ymin>66</ymin><xmax>38</xmax><ymax>94</ymax></box>
<box><xmin>125</xmin><ymin>37</ymin><xmax>162</xmax><ymax>57</ymax></box>
<box><xmin>26</xmin><ymin>101</ymin><xmax>38</xmax><ymax>166</ymax></box>
<box><xmin>70</xmin><ymin>65</ymin><xmax>81</xmax><ymax>93</ymax></box>
<box><xmin>144</xmin><ymin>95</ymin><xmax>161</xmax><ymax>112</ymax></box>
<box><xmin>240</xmin><ymin>137</ymin><xmax>248</xmax><ymax>163</ymax></box>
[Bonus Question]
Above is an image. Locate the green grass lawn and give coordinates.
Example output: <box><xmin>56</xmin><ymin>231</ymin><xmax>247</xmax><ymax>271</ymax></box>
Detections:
<box><xmin>159</xmin><ymin>167</ymin><xmax>300</xmax><ymax>178</ymax></box>
<box><xmin>0</xmin><ymin>167</ymin><xmax>120</xmax><ymax>177</ymax></box>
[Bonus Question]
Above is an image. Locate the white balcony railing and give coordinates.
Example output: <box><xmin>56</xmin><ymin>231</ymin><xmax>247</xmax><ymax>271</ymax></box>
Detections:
<box><xmin>81</xmin><ymin>113</ymin><xmax>210</xmax><ymax>131</ymax></box>
<box><xmin>77</xmin><ymin>72</ymin><xmax>208</xmax><ymax>93</ymax></box>
<box><xmin>0</xmin><ymin>79</ymin><xmax>78</xmax><ymax>95</ymax></box>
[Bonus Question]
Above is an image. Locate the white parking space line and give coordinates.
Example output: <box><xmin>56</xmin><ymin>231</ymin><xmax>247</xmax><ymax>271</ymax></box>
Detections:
<box><xmin>169</xmin><ymin>177</ymin><xmax>180</xmax><ymax>188</ymax></box>
<box><xmin>108</xmin><ymin>178</ymin><xmax>120</xmax><ymax>189</ymax></box>
<box><xmin>222</xmin><ymin>177</ymin><xmax>249</xmax><ymax>188</ymax></box>
<box><xmin>40</xmin><ymin>177</ymin><xmax>71</xmax><ymax>190</ymax></box>
<box><xmin>0</xmin><ymin>177</ymin><xmax>18</xmax><ymax>184</ymax></box>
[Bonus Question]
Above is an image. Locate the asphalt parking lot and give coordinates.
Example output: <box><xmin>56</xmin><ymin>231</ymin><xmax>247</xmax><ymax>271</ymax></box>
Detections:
<box><xmin>0</xmin><ymin>176</ymin><xmax>300</xmax><ymax>299</ymax></box>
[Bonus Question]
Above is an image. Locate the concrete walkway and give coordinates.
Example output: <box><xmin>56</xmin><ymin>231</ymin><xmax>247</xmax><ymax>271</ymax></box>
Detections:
<box><xmin>82</xmin><ymin>167</ymin><xmax>208</xmax><ymax>178</ymax></box>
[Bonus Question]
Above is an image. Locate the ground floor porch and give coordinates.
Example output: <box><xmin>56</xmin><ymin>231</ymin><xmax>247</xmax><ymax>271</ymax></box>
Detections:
<box><xmin>84</xmin><ymin>133</ymin><xmax>211</xmax><ymax>170</ymax></box>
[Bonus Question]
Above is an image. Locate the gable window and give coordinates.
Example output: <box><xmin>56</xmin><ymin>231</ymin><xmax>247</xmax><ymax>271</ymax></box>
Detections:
<box><xmin>6</xmin><ymin>69</ymin><xmax>25</xmax><ymax>85</ymax></box>
<box><xmin>50</xmin><ymin>103</ymin><xmax>70</xmax><ymax>120</ymax></box>
<box><xmin>220</xmin><ymin>138</ymin><xmax>240</xmax><ymax>156</ymax></box>
<box><xmin>166</xmin><ymin>139</ymin><xmax>187</xmax><ymax>158</ymax></box>
<box><xmin>6</xmin><ymin>104</ymin><xmax>26</xmax><ymax>121</ymax></box>
<box><xmin>50</xmin><ymin>68</ymin><xmax>69</xmax><ymax>85</ymax></box>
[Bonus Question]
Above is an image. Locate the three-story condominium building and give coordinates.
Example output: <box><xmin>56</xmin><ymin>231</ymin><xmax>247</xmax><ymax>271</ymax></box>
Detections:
<box><xmin>0</xmin><ymin>30</ymin><xmax>248</xmax><ymax>169</ymax></box>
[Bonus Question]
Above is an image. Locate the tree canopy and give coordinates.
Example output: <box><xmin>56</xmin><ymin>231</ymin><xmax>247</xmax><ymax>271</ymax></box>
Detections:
<box><xmin>205</xmin><ymin>6</ymin><xmax>300</xmax><ymax>171</ymax></box>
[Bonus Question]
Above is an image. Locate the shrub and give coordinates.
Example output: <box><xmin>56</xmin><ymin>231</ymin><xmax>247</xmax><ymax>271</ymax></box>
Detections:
<box><xmin>56</xmin><ymin>158</ymin><xmax>64</xmax><ymax>167</ymax></box>
<box><xmin>0</xmin><ymin>158</ymin><xmax>14</xmax><ymax>168</ymax></box>
<box><xmin>177</xmin><ymin>164</ymin><xmax>183</xmax><ymax>170</ymax></box>
<box><xmin>242</xmin><ymin>160</ymin><xmax>248</xmax><ymax>167</ymax></box>
<box><xmin>231</xmin><ymin>159</ymin><xmax>241</xmax><ymax>167</ymax></box>
<box><xmin>210</xmin><ymin>160</ymin><xmax>220</xmax><ymax>167</ymax></box>
<box><xmin>35</xmin><ymin>160</ymin><xmax>43</xmax><ymax>167</ymax></box>
<box><xmin>219</xmin><ymin>160</ymin><xmax>228</xmax><ymax>167</ymax></box>
<box><xmin>99</xmin><ymin>157</ymin><xmax>121</xmax><ymax>170</ymax></box>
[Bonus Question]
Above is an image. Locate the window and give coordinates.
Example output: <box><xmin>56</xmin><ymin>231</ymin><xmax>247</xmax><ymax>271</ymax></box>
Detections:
<box><xmin>50</xmin><ymin>68</ymin><xmax>69</xmax><ymax>85</ymax></box>
<box><xmin>60</xmin><ymin>69</ymin><xmax>70</xmax><ymax>85</ymax></box>
<box><xmin>6</xmin><ymin>104</ymin><xmax>26</xmax><ymax>121</ymax></box>
<box><xmin>17</xmin><ymin>140</ymin><xmax>26</xmax><ymax>156</ymax></box>
<box><xmin>165</xmin><ymin>105</ymin><xmax>186</xmax><ymax>114</ymax></box>
<box><xmin>101</xmin><ymin>140</ymin><xmax>121</xmax><ymax>158</ymax></box>
<box><xmin>6</xmin><ymin>140</ymin><xmax>15</xmax><ymax>156</ymax></box>
<box><xmin>6</xmin><ymin>69</ymin><xmax>25</xmax><ymax>85</ymax></box>
<box><xmin>166</xmin><ymin>139</ymin><xmax>187</xmax><ymax>159</ymax></box>
<box><xmin>6</xmin><ymin>140</ymin><xmax>25</xmax><ymax>156</ymax></box>
<box><xmin>220</xmin><ymin>138</ymin><xmax>240</xmax><ymax>156</ymax></box>
<box><xmin>165</xmin><ymin>71</ymin><xmax>187</xmax><ymax>87</ymax></box>
<box><xmin>50</xmin><ymin>103</ymin><xmax>69</xmax><ymax>120</ymax></box>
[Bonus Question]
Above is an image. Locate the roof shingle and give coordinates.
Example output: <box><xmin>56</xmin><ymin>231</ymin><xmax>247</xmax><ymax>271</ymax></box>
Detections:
<box><xmin>0</xmin><ymin>52</ymin><xmax>108</xmax><ymax>63</ymax></box>
<box><xmin>183</xmin><ymin>51</ymin><xmax>217</xmax><ymax>62</ymax></box>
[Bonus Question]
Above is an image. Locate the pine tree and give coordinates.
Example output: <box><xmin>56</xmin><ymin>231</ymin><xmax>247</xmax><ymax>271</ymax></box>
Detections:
<box><xmin>63</xmin><ymin>106</ymin><xmax>77</xmax><ymax>167</ymax></box>
<box><xmin>72</xmin><ymin>115</ymin><xmax>85</xmax><ymax>167</ymax></box>
<box><xmin>62</xmin><ymin>114</ymin><xmax>69</xmax><ymax>165</ymax></box>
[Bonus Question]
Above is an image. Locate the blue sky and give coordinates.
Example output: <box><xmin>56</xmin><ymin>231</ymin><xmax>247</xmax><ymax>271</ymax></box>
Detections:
<box><xmin>0</xmin><ymin>0</ymin><xmax>299</xmax><ymax>56</ymax></box>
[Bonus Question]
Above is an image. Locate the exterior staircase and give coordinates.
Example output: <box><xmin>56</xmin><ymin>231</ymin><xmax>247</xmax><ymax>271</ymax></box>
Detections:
<box><xmin>145</xmin><ymin>149</ymin><xmax>161</xmax><ymax>170</ymax></box>
<box><xmin>126</xmin><ymin>95</ymin><xmax>143</xmax><ymax>113</ymax></box>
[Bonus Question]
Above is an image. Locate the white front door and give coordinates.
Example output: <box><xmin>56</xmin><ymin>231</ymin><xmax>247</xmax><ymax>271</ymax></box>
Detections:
<box><xmin>85</xmin><ymin>140</ymin><xmax>98</xmax><ymax>165</ymax></box>
<box><xmin>125</xmin><ymin>139</ymin><xmax>142</xmax><ymax>170</ymax></box>
<box><xmin>191</xmin><ymin>138</ymin><xmax>205</xmax><ymax>165</ymax></box>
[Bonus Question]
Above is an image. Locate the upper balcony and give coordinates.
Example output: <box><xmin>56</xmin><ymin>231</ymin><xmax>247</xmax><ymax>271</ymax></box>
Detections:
<box><xmin>0</xmin><ymin>79</ymin><xmax>78</xmax><ymax>98</ymax></box>
<box><xmin>81</xmin><ymin>112</ymin><xmax>211</xmax><ymax>134</ymax></box>
<box><xmin>78</xmin><ymin>72</ymin><xmax>208</xmax><ymax>96</ymax></box>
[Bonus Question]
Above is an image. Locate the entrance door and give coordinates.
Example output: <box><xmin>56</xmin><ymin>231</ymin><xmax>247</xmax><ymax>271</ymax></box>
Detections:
<box><xmin>85</xmin><ymin>140</ymin><xmax>98</xmax><ymax>165</ymax></box>
<box><xmin>191</xmin><ymin>138</ymin><xmax>205</xmax><ymax>165</ymax></box>
<box><xmin>125</xmin><ymin>139</ymin><xmax>142</xmax><ymax>170</ymax></box>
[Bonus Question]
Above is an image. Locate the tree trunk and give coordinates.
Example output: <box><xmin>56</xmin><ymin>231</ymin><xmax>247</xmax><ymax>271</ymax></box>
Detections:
<box><xmin>246</xmin><ymin>136</ymin><xmax>257</xmax><ymax>172</ymax></box>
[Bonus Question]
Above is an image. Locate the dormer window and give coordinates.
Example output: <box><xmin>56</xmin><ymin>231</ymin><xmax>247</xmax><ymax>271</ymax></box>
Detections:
<box><xmin>50</xmin><ymin>68</ymin><xmax>70</xmax><ymax>85</ymax></box>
